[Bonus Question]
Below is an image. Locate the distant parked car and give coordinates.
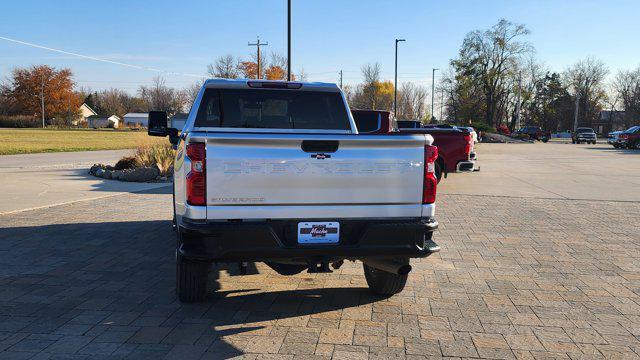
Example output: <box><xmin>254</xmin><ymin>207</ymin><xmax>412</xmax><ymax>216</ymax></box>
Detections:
<box><xmin>572</xmin><ymin>127</ymin><xmax>597</xmax><ymax>144</ymax></box>
<box><xmin>513</xmin><ymin>126</ymin><xmax>550</xmax><ymax>142</ymax></box>
<box><xmin>607</xmin><ymin>130</ymin><xmax>624</xmax><ymax>148</ymax></box>
<box><xmin>619</xmin><ymin>125</ymin><xmax>640</xmax><ymax>149</ymax></box>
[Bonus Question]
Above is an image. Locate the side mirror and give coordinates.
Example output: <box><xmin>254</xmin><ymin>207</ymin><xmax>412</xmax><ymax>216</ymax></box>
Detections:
<box><xmin>148</xmin><ymin>111</ymin><xmax>168</xmax><ymax>137</ymax></box>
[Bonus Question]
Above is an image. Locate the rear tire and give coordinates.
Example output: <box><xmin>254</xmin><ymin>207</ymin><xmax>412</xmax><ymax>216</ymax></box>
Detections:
<box><xmin>363</xmin><ymin>261</ymin><xmax>408</xmax><ymax>296</ymax></box>
<box><xmin>176</xmin><ymin>254</ymin><xmax>209</xmax><ymax>302</ymax></box>
<box><xmin>176</xmin><ymin>229</ymin><xmax>209</xmax><ymax>302</ymax></box>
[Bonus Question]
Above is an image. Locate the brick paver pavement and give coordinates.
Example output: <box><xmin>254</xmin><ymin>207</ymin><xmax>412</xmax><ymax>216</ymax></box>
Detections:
<box><xmin>1</xmin><ymin>187</ymin><xmax>639</xmax><ymax>359</ymax></box>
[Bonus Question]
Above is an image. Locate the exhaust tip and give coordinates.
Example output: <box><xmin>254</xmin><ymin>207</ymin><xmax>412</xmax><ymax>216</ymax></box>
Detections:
<box><xmin>398</xmin><ymin>264</ymin><xmax>412</xmax><ymax>275</ymax></box>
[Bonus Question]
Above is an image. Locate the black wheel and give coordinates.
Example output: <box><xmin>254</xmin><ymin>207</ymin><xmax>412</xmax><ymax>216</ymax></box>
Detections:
<box><xmin>572</xmin><ymin>140</ymin><xmax>576</xmax><ymax>144</ymax></box>
<box><xmin>363</xmin><ymin>261</ymin><xmax>408</xmax><ymax>296</ymax></box>
<box><xmin>434</xmin><ymin>161</ymin><xmax>443</xmax><ymax>184</ymax></box>
<box><xmin>176</xmin><ymin>230</ymin><xmax>209</xmax><ymax>302</ymax></box>
<box><xmin>542</xmin><ymin>138</ymin><xmax>549</xmax><ymax>143</ymax></box>
<box><xmin>634</xmin><ymin>140</ymin><xmax>640</xmax><ymax>150</ymax></box>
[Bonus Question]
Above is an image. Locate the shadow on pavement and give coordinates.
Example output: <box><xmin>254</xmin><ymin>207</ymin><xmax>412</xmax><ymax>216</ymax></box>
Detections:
<box><xmin>0</xmin><ymin>219</ymin><xmax>379</xmax><ymax>358</ymax></box>
<box><xmin>585</xmin><ymin>146</ymin><xmax>639</xmax><ymax>154</ymax></box>
<box><xmin>64</xmin><ymin>168</ymin><xmax>172</xmax><ymax>193</ymax></box>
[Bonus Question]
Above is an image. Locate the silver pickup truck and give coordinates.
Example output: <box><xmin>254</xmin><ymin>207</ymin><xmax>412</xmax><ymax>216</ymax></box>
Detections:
<box><xmin>149</xmin><ymin>79</ymin><xmax>440</xmax><ymax>302</ymax></box>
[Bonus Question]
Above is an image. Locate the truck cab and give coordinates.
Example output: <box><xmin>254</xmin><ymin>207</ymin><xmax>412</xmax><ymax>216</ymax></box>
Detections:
<box><xmin>149</xmin><ymin>79</ymin><xmax>440</xmax><ymax>302</ymax></box>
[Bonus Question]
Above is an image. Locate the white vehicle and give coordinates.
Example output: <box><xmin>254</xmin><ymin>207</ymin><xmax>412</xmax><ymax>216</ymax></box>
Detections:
<box><xmin>149</xmin><ymin>79</ymin><xmax>440</xmax><ymax>302</ymax></box>
<box><xmin>457</xmin><ymin>126</ymin><xmax>478</xmax><ymax>144</ymax></box>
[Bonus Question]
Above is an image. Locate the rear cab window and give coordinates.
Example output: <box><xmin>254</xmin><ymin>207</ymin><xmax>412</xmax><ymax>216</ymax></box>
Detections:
<box><xmin>195</xmin><ymin>88</ymin><xmax>350</xmax><ymax>131</ymax></box>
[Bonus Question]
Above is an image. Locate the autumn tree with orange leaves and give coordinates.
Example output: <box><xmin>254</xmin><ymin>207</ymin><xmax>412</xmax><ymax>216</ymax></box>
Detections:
<box><xmin>1</xmin><ymin>65</ymin><xmax>82</xmax><ymax>125</ymax></box>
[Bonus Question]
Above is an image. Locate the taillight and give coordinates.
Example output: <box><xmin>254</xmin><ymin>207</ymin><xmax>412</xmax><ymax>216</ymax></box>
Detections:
<box><xmin>620</xmin><ymin>134</ymin><xmax>628</xmax><ymax>139</ymax></box>
<box><xmin>423</xmin><ymin>145</ymin><xmax>438</xmax><ymax>204</ymax></box>
<box><xmin>463</xmin><ymin>133</ymin><xmax>472</xmax><ymax>157</ymax></box>
<box><xmin>186</xmin><ymin>143</ymin><xmax>206</xmax><ymax>206</ymax></box>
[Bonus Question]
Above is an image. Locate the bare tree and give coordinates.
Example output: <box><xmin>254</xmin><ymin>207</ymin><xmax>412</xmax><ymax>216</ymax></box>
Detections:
<box><xmin>564</xmin><ymin>57</ymin><xmax>608</xmax><ymax>127</ymax></box>
<box><xmin>183</xmin><ymin>79</ymin><xmax>204</xmax><ymax>112</ymax></box>
<box><xmin>207</xmin><ymin>55</ymin><xmax>239</xmax><ymax>79</ymax></box>
<box><xmin>297</xmin><ymin>67</ymin><xmax>308</xmax><ymax>82</ymax></box>
<box><xmin>396</xmin><ymin>82</ymin><xmax>429</xmax><ymax>121</ymax></box>
<box><xmin>613</xmin><ymin>65</ymin><xmax>640</xmax><ymax>128</ymax></box>
<box><xmin>452</xmin><ymin>19</ymin><xmax>533</xmax><ymax>126</ymax></box>
<box><xmin>359</xmin><ymin>63</ymin><xmax>382</xmax><ymax>109</ymax></box>
<box><xmin>138</xmin><ymin>77</ymin><xmax>186</xmax><ymax>115</ymax></box>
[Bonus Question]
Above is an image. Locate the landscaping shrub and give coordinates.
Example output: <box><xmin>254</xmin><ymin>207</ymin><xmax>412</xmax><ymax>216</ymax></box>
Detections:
<box><xmin>133</xmin><ymin>142</ymin><xmax>175</xmax><ymax>176</ymax></box>
<box><xmin>114</xmin><ymin>156</ymin><xmax>139</xmax><ymax>170</ymax></box>
<box><xmin>496</xmin><ymin>124</ymin><xmax>511</xmax><ymax>135</ymax></box>
<box><xmin>0</xmin><ymin>115</ymin><xmax>41</xmax><ymax>128</ymax></box>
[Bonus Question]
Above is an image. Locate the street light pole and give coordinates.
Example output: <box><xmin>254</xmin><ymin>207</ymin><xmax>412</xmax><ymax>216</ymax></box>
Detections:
<box><xmin>287</xmin><ymin>0</ymin><xmax>292</xmax><ymax>81</ymax></box>
<box><xmin>573</xmin><ymin>91</ymin><xmax>580</xmax><ymax>133</ymax></box>
<box><xmin>394</xmin><ymin>39</ymin><xmax>405</xmax><ymax>116</ymax></box>
<box><xmin>431</xmin><ymin>68</ymin><xmax>439</xmax><ymax>123</ymax></box>
<box><xmin>515</xmin><ymin>71</ymin><xmax>522</xmax><ymax>130</ymax></box>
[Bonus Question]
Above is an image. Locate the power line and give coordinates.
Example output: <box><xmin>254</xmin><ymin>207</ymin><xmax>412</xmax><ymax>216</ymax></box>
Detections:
<box><xmin>0</xmin><ymin>35</ymin><xmax>205</xmax><ymax>78</ymax></box>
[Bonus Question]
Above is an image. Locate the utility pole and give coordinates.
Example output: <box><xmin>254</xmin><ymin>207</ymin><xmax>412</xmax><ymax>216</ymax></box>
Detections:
<box><xmin>248</xmin><ymin>36</ymin><xmax>268</xmax><ymax>79</ymax></box>
<box><xmin>431</xmin><ymin>68</ymin><xmax>439</xmax><ymax>123</ymax></box>
<box><xmin>40</xmin><ymin>73</ymin><xmax>45</xmax><ymax>128</ymax></box>
<box><xmin>515</xmin><ymin>71</ymin><xmax>522</xmax><ymax>130</ymax></box>
<box><xmin>394</xmin><ymin>39</ymin><xmax>405</xmax><ymax>116</ymax></box>
<box><xmin>287</xmin><ymin>0</ymin><xmax>292</xmax><ymax>81</ymax></box>
<box><xmin>440</xmin><ymin>88</ymin><xmax>444</xmax><ymax>122</ymax></box>
<box><xmin>573</xmin><ymin>91</ymin><xmax>580</xmax><ymax>133</ymax></box>
<box><xmin>339</xmin><ymin>70</ymin><xmax>343</xmax><ymax>89</ymax></box>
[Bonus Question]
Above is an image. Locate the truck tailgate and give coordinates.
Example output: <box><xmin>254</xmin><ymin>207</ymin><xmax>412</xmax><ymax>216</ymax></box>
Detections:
<box><xmin>202</xmin><ymin>133</ymin><xmax>428</xmax><ymax>219</ymax></box>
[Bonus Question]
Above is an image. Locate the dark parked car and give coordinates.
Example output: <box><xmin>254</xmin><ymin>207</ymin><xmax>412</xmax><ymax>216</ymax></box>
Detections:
<box><xmin>513</xmin><ymin>126</ymin><xmax>550</xmax><ymax>142</ymax></box>
<box><xmin>572</xmin><ymin>127</ymin><xmax>597</xmax><ymax>144</ymax></box>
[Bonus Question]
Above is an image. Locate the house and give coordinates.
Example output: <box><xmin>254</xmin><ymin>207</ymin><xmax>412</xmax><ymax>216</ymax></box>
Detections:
<box><xmin>594</xmin><ymin>110</ymin><xmax>626</xmax><ymax>135</ymax></box>
<box><xmin>87</xmin><ymin>115</ymin><xmax>120</xmax><ymax>128</ymax></box>
<box><xmin>123</xmin><ymin>113</ymin><xmax>149</xmax><ymax>127</ymax></box>
<box><xmin>170</xmin><ymin>113</ymin><xmax>189</xmax><ymax>130</ymax></box>
<box><xmin>75</xmin><ymin>103</ymin><xmax>97</xmax><ymax>125</ymax></box>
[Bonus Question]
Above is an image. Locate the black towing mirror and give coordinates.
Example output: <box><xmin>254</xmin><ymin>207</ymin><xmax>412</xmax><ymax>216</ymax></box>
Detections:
<box><xmin>148</xmin><ymin>111</ymin><xmax>168</xmax><ymax>137</ymax></box>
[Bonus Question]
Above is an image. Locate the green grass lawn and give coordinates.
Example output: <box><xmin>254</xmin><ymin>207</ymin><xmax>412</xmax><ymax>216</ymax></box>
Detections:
<box><xmin>0</xmin><ymin>128</ymin><xmax>165</xmax><ymax>155</ymax></box>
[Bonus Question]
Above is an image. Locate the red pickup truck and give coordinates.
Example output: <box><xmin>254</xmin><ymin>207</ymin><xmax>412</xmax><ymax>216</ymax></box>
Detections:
<box><xmin>352</xmin><ymin>112</ymin><xmax>477</xmax><ymax>182</ymax></box>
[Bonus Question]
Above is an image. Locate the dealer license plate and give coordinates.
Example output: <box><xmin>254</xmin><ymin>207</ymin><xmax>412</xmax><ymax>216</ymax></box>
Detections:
<box><xmin>297</xmin><ymin>222</ymin><xmax>339</xmax><ymax>244</ymax></box>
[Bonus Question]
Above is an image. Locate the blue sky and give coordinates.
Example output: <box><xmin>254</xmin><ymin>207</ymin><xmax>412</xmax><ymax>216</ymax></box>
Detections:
<box><xmin>1</xmin><ymin>0</ymin><xmax>639</xmax><ymax>92</ymax></box>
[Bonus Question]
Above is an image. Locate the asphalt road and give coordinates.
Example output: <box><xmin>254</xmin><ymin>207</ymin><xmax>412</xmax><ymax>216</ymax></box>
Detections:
<box><xmin>0</xmin><ymin>150</ymin><xmax>170</xmax><ymax>214</ymax></box>
<box><xmin>442</xmin><ymin>142</ymin><xmax>640</xmax><ymax>202</ymax></box>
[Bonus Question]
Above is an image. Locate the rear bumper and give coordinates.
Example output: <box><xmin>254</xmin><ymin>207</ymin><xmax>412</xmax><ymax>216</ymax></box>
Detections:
<box><xmin>456</xmin><ymin>160</ymin><xmax>476</xmax><ymax>172</ymax></box>
<box><xmin>178</xmin><ymin>217</ymin><xmax>438</xmax><ymax>262</ymax></box>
